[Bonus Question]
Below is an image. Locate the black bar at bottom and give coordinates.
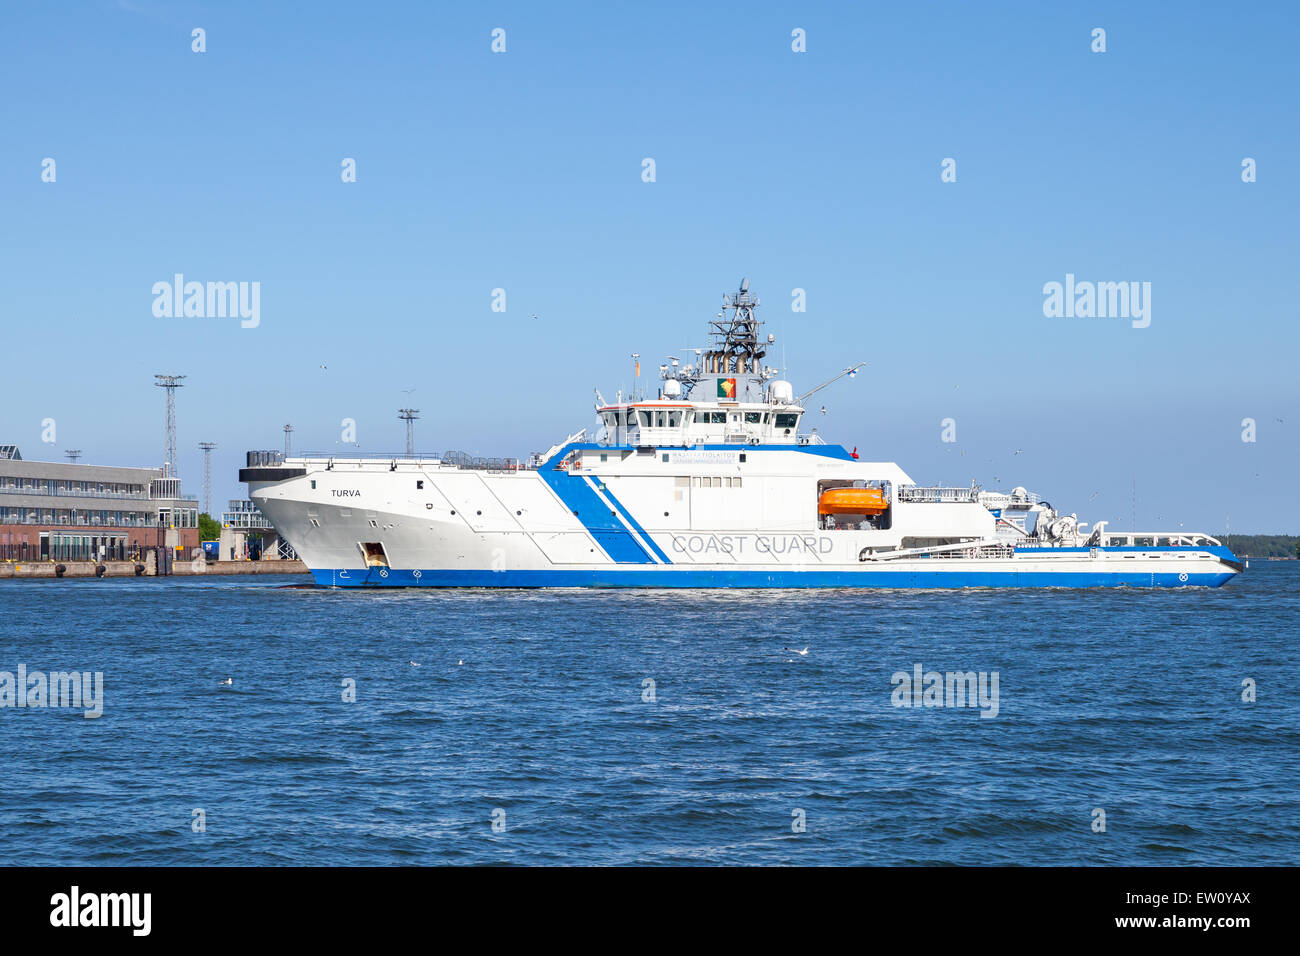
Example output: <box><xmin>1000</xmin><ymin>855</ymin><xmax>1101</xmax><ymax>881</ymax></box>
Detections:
<box><xmin>0</xmin><ymin>865</ymin><xmax>1275</xmax><ymax>942</ymax></box>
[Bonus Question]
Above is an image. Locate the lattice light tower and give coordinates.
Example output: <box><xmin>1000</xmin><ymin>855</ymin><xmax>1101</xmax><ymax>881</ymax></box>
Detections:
<box><xmin>398</xmin><ymin>408</ymin><xmax>420</xmax><ymax>455</ymax></box>
<box><xmin>198</xmin><ymin>442</ymin><xmax>218</xmax><ymax>516</ymax></box>
<box><xmin>65</xmin><ymin>449</ymin><xmax>82</xmax><ymax>463</ymax></box>
<box><xmin>283</xmin><ymin>424</ymin><xmax>294</xmax><ymax>457</ymax></box>
<box><xmin>154</xmin><ymin>374</ymin><xmax>186</xmax><ymax>477</ymax></box>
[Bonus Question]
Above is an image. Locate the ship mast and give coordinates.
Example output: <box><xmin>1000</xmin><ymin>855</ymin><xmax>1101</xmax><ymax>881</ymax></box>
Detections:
<box><xmin>704</xmin><ymin>277</ymin><xmax>767</xmax><ymax>377</ymax></box>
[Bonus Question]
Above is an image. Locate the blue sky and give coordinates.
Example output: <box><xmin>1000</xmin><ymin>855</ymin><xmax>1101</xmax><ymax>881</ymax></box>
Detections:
<box><xmin>2</xmin><ymin>1</ymin><xmax>1296</xmax><ymax>532</ymax></box>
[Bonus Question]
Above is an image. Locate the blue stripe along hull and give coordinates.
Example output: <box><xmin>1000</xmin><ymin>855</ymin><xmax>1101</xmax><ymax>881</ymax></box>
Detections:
<box><xmin>311</xmin><ymin>568</ymin><xmax>1237</xmax><ymax>589</ymax></box>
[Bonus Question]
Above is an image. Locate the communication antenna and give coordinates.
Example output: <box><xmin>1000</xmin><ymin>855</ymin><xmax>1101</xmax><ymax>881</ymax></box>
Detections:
<box><xmin>198</xmin><ymin>442</ymin><xmax>218</xmax><ymax>515</ymax></box>
<box><xmin>398</xmin><ymin>408</ymin><xmax>420</xmax><ymax>455</ymax></box>
<box><xmin>64</xmin><ymin>449</ymin><xmax>82</xmax><ymax>463</ymax></box>
<box><xmin>154</xmin><ymin>374</ymin><xmax>186</xmax><ymax>478</ymax></box>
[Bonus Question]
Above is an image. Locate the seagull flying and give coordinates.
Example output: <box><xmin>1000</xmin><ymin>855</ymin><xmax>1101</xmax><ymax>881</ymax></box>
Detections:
<box><xmin>783</xmin><ymin>646</ymin><xmax>810</xmax><ymax>656</ymax></box>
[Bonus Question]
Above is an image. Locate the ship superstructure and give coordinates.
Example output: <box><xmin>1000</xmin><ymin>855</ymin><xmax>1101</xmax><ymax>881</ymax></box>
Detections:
<box><xmin>243</xmin><ymin>280</ymin><xmax>1240</xmax><ymax>588</ymax></box>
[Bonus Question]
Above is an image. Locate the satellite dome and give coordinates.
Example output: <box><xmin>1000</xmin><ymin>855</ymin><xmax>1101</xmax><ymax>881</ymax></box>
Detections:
<box><xmin>768</xmin><ymin>380</ymin><xmax>794</xmax><ymax>404</ymax></box>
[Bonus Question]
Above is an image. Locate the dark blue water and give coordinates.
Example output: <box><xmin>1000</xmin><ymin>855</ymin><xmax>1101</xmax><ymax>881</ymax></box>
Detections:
<box><xmin>1</xmin><ymin>565</ymin><xmax>1296</xmax><ymax>865</ymax></box>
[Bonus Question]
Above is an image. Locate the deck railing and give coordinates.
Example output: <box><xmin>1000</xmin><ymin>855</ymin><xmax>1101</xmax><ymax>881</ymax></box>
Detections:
<box><xmin>897</xmin><ymin>485</ymin><xmax>979</xmax><ymax>503</ymax></box>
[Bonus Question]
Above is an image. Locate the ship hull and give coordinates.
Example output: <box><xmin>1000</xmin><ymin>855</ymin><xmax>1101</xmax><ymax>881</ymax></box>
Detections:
<box><xmin>250</xmin><ymin>443</ymin><xmax>1241</xmax><ymax>591</ymax></box>
<box><xmin>307</xmin><ymin>565</ymin><xmax>1236</xmax><ymax>589</ymax></box>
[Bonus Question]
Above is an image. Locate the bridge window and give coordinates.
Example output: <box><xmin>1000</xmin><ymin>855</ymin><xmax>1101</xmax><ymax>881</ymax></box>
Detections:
<box><xmin>774</xmin><ymin>413</ymin><xmax>799</xmax><ymax>428</ymax></box>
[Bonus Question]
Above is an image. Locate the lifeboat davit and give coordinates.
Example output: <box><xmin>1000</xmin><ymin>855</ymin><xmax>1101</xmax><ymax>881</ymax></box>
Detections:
<box><xmin>818</xmin><ymin>487</ymin><xmax>887</xmax><ymax>516</ymax></box>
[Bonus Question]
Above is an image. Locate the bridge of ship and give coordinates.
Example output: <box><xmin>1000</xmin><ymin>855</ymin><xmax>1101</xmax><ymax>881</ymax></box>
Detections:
<box><xmin>594</xmin><ymin>401</ymin><xmax>808</xmax><ymax>447</ymax></box>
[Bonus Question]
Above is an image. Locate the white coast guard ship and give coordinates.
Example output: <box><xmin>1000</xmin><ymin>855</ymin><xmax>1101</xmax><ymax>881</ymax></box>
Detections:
<box><xmin>243</xmin><ymin>280</ymin><xmax>1240</xmax><ymax>589</ymax></box>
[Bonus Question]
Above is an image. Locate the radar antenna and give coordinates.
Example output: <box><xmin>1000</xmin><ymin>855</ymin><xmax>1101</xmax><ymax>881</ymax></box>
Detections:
<box><xmin>704</xmin><ymin>278</ymin><xmax>767</xmax><ymax>376</ymax></box>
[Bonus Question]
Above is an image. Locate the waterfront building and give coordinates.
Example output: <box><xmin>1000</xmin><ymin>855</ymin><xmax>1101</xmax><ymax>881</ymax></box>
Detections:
<box><xmin>0</xmin><ymin>446</ymin><xmax>200</xmax><ymax>561</ymax></box>
<box><xmin>220</xmin><ymin>498</ymin><xmax>294</xmax><ymax>561</ymax></box>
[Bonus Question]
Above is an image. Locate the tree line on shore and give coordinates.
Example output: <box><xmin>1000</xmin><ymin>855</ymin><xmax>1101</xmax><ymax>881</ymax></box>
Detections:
<box><xmin>1221</xmin><ymin>534</ymin><xmax>1299</xmax><ymax>558</ymax></box>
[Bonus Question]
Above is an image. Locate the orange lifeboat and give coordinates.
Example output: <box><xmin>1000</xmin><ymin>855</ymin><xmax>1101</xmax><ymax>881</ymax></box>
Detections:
<box><xmin>818</xmin><ymin>487</ymin><xmax>887</xmax><ymax>516</ymax></box>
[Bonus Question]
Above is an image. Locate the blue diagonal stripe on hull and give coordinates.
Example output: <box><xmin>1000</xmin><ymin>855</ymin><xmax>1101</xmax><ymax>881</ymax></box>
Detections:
<box><xmin>582</xmin><ymin>476</ymin><xmax>672</xmax><ymax>564</ymax></box>
<box><xmin>536</xmin><ymin>466</ymin><xmax>655</xmax><ymax>564</ymax></box>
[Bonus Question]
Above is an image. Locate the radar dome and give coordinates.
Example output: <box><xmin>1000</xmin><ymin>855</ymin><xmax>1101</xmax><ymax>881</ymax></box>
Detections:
<box><xmin>662</xmin><ymin>379</ymin><xmax>682</xmax><ymax>399</ymax></box>
<box><xmin>768</xmin><ymin>380</ymin><xmax>794</xmax><ymax>404</ymax></box>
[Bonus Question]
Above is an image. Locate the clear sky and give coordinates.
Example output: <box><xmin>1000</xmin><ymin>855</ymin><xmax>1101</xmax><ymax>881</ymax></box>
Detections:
<box><xmin>2</xmin><ymin>1</ymin><xmax>1296</xmax><ymax>533</ymax></box>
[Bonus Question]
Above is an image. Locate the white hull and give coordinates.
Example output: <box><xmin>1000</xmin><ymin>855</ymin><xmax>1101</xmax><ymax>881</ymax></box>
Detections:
<box><xmin>249</xmin><ymin>447</ymin><xmax>1240</xmax><ymax>589</ymax></box>
<box><xmin>242</xmin><ymin>278</ymin><xmax>1238</xmax><ymax>590</ymax></box>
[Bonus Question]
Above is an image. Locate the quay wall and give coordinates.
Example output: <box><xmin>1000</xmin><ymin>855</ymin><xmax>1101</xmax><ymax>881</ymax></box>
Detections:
<box><xmin>0</xmin><ymin>558</ymin><xmax>308</xmax><ymax>579</ymax></box>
